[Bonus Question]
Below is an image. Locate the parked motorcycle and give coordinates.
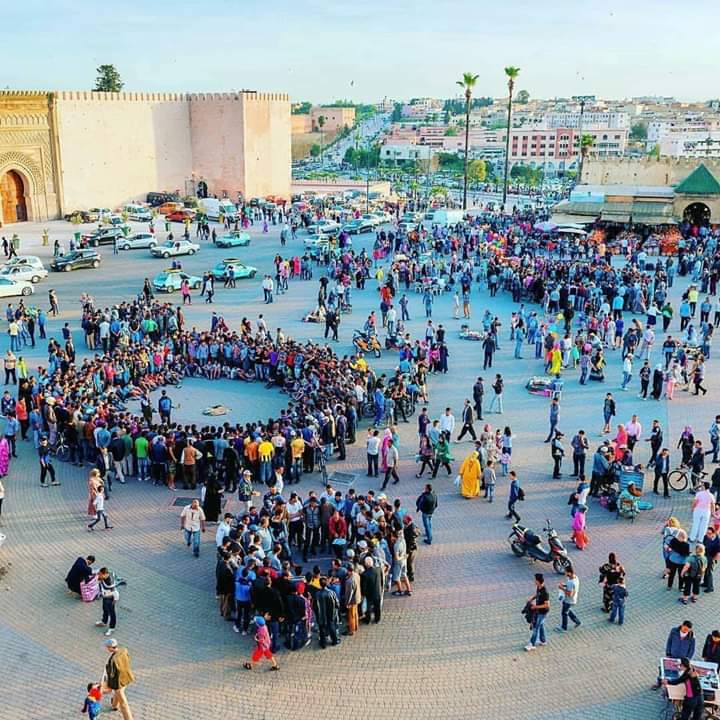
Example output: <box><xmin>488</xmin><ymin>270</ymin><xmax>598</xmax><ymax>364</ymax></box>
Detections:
<box><xmin>508</xmin><ymin>519</ymin><xmax>571</xmax><ymax>574</ymax></box>
<box><xmin>353</xmin><ymin>329</ymin><xmax>382</xmax><ymax>358</ymax></box>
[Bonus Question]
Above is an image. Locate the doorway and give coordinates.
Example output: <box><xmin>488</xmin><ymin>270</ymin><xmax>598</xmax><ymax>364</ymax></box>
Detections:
<box><xmin>0</xmin><ymin>170</ymin><xmax>28</xmax><ymax>223</ymax></box>
<box><xmin>683</xmin><ymin>202</ymin><xmax>711</xmax><ymax>227</ymax></box>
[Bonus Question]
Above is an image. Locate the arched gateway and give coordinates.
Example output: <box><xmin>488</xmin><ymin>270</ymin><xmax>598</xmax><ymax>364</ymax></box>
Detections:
<box><xmin>0</xmin><ymin>169</ymin><xmax>27</xmax><ymax>223</ymax></box>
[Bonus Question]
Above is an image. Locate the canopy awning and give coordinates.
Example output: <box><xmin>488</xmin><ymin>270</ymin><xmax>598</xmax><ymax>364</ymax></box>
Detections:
<box><xmin>601</xmin><ymin>211</ymin><xmax>631</xmax><ymax>223</ymax></box>
<box><xmin>550</xmin><ymin>213</ymin><xmax>594</xmax><ymax>225</ymax></box>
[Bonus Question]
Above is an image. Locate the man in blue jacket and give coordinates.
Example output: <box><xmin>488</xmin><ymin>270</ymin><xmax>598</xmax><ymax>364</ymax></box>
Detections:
<box><xmin>653</xmin><ymin>620</ymin><xmax>695</xmax><ymax>689</ymax></box>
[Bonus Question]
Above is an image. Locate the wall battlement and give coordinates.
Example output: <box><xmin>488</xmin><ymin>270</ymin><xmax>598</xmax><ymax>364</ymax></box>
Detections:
<box><xmin>2</xmin><ymin>90</ymin><xmax>290</xmax><ymax>104</ymax></box>
<box><xmin>56</xmin><ymin>91</ymin><xmax>186</xmax><ymax>102</ymax></box>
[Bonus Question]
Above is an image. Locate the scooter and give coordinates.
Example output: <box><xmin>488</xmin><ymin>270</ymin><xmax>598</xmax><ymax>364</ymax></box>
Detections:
<box><xmin>353</xmin><ymin>329</ymin><xmax>382</xmax><ymax>358</ymax></box>
<box><xmin>508</xmin><ymin>519</ymin><xmax>571</xmax><ymax>574</ymax></box>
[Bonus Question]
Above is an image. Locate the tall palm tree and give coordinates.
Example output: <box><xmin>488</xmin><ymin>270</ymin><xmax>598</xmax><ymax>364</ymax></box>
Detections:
<box><xmin>456</xmin><ymin>72</ymin><xmax>479</xmax><ymax>211</ymax></box>
<box><xmin>502</xmin><ymin>66</ymin><xmax>520</xmax><ymax>208</ymax></box>
<box><xmin>577</xmin><ymin>133</ymin><xmax>594</xmax><ymax>184</ymax></box>
<box><xmin>318</xmin><ymin>115</ymin><xmax>326</xmax><ymax>165</ymax></box>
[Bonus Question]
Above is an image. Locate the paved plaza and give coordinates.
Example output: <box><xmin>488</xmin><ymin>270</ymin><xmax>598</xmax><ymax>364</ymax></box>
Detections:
<box><xmin>0</xmin><ymin>217</ymin><xmax>716</xmax><ymax>719</ymax></box>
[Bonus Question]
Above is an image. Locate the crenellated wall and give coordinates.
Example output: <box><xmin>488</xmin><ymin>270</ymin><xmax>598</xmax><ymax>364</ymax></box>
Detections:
<box><xmin>0</xmin><ymin>89</ymin><xmax>291</xmax><ymax>218</ymax></box>
<box><xmin>582</xmin><ymin>157</ymin><xmax>720</xmax><ymax>186</ymax></box>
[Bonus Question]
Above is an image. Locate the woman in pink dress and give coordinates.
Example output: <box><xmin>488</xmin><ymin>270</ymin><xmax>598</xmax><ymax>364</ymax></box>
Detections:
<box><xmin>0</xmin><ymin>437</ymin><xmax>10</xmax><ymax>477</ymax></box>
<box><xmin>380</xmin><ymin>428</ymin><xmax>393</xmax><ymax>474</ymax></box>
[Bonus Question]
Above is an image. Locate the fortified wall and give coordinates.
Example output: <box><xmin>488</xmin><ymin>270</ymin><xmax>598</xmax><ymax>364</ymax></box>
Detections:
<box><xmin>582</xmin><ymin>157</ymin><xmax>720</xmax><ymax>187</ymax></box>
<box><xmin>0</xmin><ymin>89</ymin><xmax>291</xmax><ymax>223</ymax></box>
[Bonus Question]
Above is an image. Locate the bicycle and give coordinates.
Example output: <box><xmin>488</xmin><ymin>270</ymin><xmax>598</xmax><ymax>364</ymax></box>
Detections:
<box><xmin>315</xmin><ymin>447</ymin><xmax>328</xmax><ymax>485</ymax></box>
<box><xmin>667</xmin><ymin>468</ymin><xmax>708</xmax><ymax>493</ymax></box>
<box><xmin>50</xmin><ymin>430</ymin><xmax>71</xmax><ymax>463</ymax></box>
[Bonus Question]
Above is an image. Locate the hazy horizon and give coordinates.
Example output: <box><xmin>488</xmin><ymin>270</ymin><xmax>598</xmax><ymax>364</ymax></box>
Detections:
<box><xmin>5</xmin><ymin>0</ymin><xmax>719</xmax><ymax>104</ymax></box>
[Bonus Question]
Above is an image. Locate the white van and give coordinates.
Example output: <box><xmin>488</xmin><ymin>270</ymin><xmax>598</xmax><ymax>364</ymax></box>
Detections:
<box><xmin>200</xmin><ymin>198</ymin><xmax>238</xmax><ymax>221</ymax></box>
<box><xmin>123</xmin><ymin>204</ymin><xmax>152</xmax><ymax>221</ymax></box>
<box><xmin>431</xmin><ymin>209</ymin><xmax>465</xmax><ymax>226</ymax></box>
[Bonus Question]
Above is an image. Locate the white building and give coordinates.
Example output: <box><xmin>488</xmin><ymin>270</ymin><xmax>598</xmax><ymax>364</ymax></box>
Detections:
<box><xmin>544</xmin><ymin>111</ymin><xmax>630</xmax><ymax>130</ymax></box>
<box><xmin>659</xmin><ymin>131</ymin><xmax>720</xmax><ymax>159</ymax></box>
<box><xmin>380</xmin><ymin>143</ymin><xmax>434</xmax><ymax>163</ymax></box>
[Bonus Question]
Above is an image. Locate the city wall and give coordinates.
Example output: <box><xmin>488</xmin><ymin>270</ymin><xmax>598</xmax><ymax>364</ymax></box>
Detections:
<box><xmin>582</xmin><ymin>157</ymin><xmax>720</xmax><ymax>186</ymax></box>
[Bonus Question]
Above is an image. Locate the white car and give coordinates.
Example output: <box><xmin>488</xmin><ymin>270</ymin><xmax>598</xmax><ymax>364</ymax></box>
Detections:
<box><xmin>2</xmin><ymin>255</ymin><xmax>45</xmax><ymax>272</ymax></box>
<box><xmin>150</xmin><ymin>240</ymin><xmax>200</xmax><ymax>258</ymax></box>
<box><xmin>0</xmin><ymin>277</ymin><xmax>34</xmax><ymax>297</ymax></box>
<box><xmin>119</xmin><ymin>233</ymin><xmax>158</xmax><ymax>251</ymax></box>
<box><xmin>307</xmin><ymin>219</ymin><xmax>341</xmax><ymax>235</ymax></box>
<box><xmin>0</xmin><ymin>263</ymin><xmax>48</xmax><ymax>283</ymax></box>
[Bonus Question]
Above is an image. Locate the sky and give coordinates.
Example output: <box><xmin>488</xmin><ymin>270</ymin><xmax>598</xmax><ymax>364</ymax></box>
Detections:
<box><xmin>4</xmin><ymin>0</ymin><xmax>719</xmax><ymax>103</ymax></box>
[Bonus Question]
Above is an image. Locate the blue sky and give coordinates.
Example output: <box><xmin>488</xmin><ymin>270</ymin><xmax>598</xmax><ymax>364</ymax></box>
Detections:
<box><xmin>4</xmin><ymin>0</ymin><xmax>718</xmax><ymax>102</ymax></box>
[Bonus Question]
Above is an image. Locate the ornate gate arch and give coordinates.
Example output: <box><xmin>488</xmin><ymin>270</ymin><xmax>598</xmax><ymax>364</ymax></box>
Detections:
<box><xmin>0</xmin><ymin>151</ymin><xmax>42</xmax><ymax>224</ymax></box>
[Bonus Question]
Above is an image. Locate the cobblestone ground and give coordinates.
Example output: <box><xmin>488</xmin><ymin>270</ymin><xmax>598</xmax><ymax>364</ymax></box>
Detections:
<box><xmin>0</xmin><ymin>218</ymin><xmax>715</xmax><ymax>718</ymax></box>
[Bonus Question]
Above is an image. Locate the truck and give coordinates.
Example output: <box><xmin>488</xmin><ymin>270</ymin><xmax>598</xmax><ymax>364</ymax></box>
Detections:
<box><xmin>199</xmin><ymin>198</ymin><xmax>239</xmax><ymax>221</ymax></box>
<box><xmin>431</xmin><ymin>209</ymin><xmax>465</xmax><ymax>227</ymax></box>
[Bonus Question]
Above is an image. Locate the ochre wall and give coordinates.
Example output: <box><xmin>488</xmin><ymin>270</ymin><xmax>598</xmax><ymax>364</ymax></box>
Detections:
<box><xmin>55</xmin><ymin>91</ymin><xmax>192</xmax><ymax>210</ymax></box>
<box><xmin>582</xmin><ymin>157</ymin><xmax>720</xmax><ymax>186</ymax></box>
<box><xmin>241</xmin><ymin>94</ymin><xmax>291</xmax><ymax>200</ymax></box>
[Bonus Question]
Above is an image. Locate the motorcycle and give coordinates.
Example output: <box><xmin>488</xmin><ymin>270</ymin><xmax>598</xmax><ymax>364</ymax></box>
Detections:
<box><xmin>353</xmin><ymin>330</ymin><xmax>382</xmax><ymax>358</ymax></box>
<box><xmin>508</xmin><ymin>519</ymin><xmax>571</xmax><ymax>574</ymax></box>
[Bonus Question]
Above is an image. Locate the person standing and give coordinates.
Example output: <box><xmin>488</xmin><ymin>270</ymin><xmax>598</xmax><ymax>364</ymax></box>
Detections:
<box><xmin>608</xmin><ymin>577</ymin><xmax>628</xmax><ymax>626</ymax></box>
<box><xmin>689</xmin><ymin>482</ymin><xmax>716</xmax><ymax>543</ymax></box>
<box><xmin>483</xmin><ymin>460</ymin><xmax>496</xmax><ymax>503</ymax></box>
<box><xmin>366</xmin><ymin>429</ymin><xmax>380</xmax><ymax>477</ymax></box>
<box><xmin>702</xmin><ymin>525</ymin><xmax>720</xmax><ymax>593</ymax></box>
<box><xmin>380</xmin><ymin>439</ymin><xmax>400</xmax><ymax>490</ymax></box>
<box><xmin>555</xmin><ymin>566</ymin><xmax>582</xmax><ymax>632</ymax></box>
<box><xmin>360</xmin><ymin>555</ymin><xmax>384</xmax><ymax>623</ymax></box>
<box><xmin>472</xmin><ymin>376</ymin><xmax>484</xmax><ymax>421</ymax></box>
<box><xmin>315</xmin><ymin>576</ymin><xmax>340</xmax><ymax>648</ymax></box>
<box><xmin>4</xmin><ymin>350</ymin><xmax>17</xmax><ymax>385</ymax></box>
<box><xmin>662</xmin><ymin>657</ymin><xmax>703</xmax><ymax>720</ymax></box>
<box><xmin>482</xmin><ymin>333</ymin><xmax>496</xmax><ymax>370</ymax></box>
<box><xmin>602</xmin><ymin>392</ymin><xmax>616</xmax><ymax>434</ymax></box>
<box><xmin>180</xmin><ymin>498</ymin><xmax>206</xmax><ymax>558</ymax></box>
<box><xmin>95</xmin><ymin>567</ymin><xmax>118</xmax><ymax>636</ymax></box>
<box><xmin>551</xmin><ymin>431</ymin><xmax>564</xmax><ymax>479</ymax></box>
<box><xmin>38</xmin><ymin>435</ymin><xmax>59</xmax><ymax>487</ymax></box>
<box><xmin>646</xmin><ymin>419</ymin><xmax>664</xmax><ymax>468</ymax></box>
<box><xmin>158</xmin><ymin>390</ymin><xmax>173</xmax><ymax>425</ymax></box>
<box><xmin>570</xmin><ymin>430</ymin><xmax>589</xmax><ymax>477</ymax></box>
<box><xmin>415</xmin><ymin>483</ymin><xmax>437</xmax><ymax>545</ymax></box>
<box><xmin>343</xmin><ymin>565</ymin><xmax>362</xmax><ymax>636</ymax></box>
<box><xmin>488</xmin><ymin>373</ymin><xmax>504</xmax><ymax>414</ymax></box>
<box><xmin>620</xmin><ymin>353</ymin><xmax>633</xmax><ymax>391</ymax></box>
<box><xmin>525</xmin><ymin>573</ymin><xmax>550</xmax><ymax>651</ymax></box>
<box><xmin>654</xmin><ymin>448</ymin><xmax>671</xmax><ymax>497</ymax></box>
<box><xmin>103</xmin><ymin>639</ymin><xmax>135</xmax><ymax>720</ymax></box>
<box><xmin>456</xmin><ymin>399</ymin><xmax>477</xmax><ymax>442</ymax></box>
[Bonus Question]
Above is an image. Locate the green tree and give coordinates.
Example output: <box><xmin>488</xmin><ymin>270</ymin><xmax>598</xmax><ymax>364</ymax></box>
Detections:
<box><xmin>444</xmin><ymin>126</ymin><xmax>458</xmax><ymax>137</ymax></box>
<box><xmin>515</xmin><ymin>89</ymin><xmax>530</xmax><ymax>104</ymax></box>
<box><xmin>93</xmin><ymin>64</ymin><xmax>123</xmax><ymax>92</ymax></box>
<box><xmin>630</xmin><ymin>122</ymin><xmax>648</xmax><ymax>140</ymax></box>
<box><xmin>310</xmin><ymin>144</ymin><xmax>321</xmax><ymax>158</ymax></box>
<box><xmin>292</xmin><ymin>101</ymin><xmax>312</xmax><ymax>114</ymax></box>
<box><xmin>391</xmin><ymin>102</ymin><xmax>403</xmax><ymax>122</ymax></box>
<box><xmin>502</xmin><ymin>66</ymin><xmax>521</xmax><ymax>206</ymax></box>
<box><xmin>317</xmin><ymin>115</ymin><xmax>326</xmax><ymax>165</ymax></box>
<box><xmin>456</xmin><ymin>71</ymin><xmax>479</xmax><ymax>210</ymax></box>
<box><xmin>649</xmin><ymin>143</ymin><xmax>661</xmax><ymax>159</ymax></box>
<box><xmin>467</xmin><ymin>159</ymin><xmax>487</xmax><ymax>186</ymax></box>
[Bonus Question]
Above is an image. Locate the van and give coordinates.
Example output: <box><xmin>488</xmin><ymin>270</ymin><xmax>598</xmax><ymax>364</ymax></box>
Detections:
<box><xmin>199</xmin><ymin>198</ymin><xmax>238</xmax><ymax>221</ymax></box>
<box><xmin>431</xmin><ymin>209</ymin><xmax>465</xmax><ymax>226</ymax></box>
<box><xmin>123</xmin><ymin>204</ymin><xmax>152</xmax><ymax>221</ymax></box>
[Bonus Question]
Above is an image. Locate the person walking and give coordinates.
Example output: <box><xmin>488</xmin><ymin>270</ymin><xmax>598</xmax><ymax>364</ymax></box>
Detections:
<box><xmin>570</xmin><ymin>430</ymin><xmax>589</xmax><ymax>477</ymax></box>
<box><xmin>654</xmin><ymin>448</ymin><xmax>671</xmax><ymax>497</ymax></box>
<box><xmin>95</xmin><ymin>567</ymin><xmax>118</xmax><ymax>636</ymax></box>
<box><xmin>702</xmin><ymin>525</ymin><xmax>720</xmax><ymax>593</ymax></box>
<box><xmin>544</xmin><ymin>398</ymin><xmax>561</xmax><ymax>443</ymax></box>
<box><xmin>456</xmin><ymin>399</ymin><xmax>477</xmax><ymax>442</ymax></box>
<box><xmin>488</xmin><ymin>373</ymin><xmax>504</xmax><ymax>414</ymax></box>
<box><xmin>243</xmin><ymin>616</ymin><xmax>279</xmax><ymax>671</ymax></box>
<box><xmin>525</xmin><ymin>573</ymin><xmax>550</xmax><ymax>651</ymax></box>
<box><xmin>620</xmin><ymin>353</ymin><xmax>633</xmax><ymax>391</ymax></box>
<box><xmin>103</xmin><ymin>639</ymin><xmax>135</xmax><ymax>720</ymax></box>
<box><xmin>38</xmin><ymin>435</ymin><xmax>59</xmax><ymax>487</ymax></box>
<box><xmin>472</xmin><ymin>376</ymin><xmax>484</xmax><ymax>421</ymax></box>
<box><xmin>180</xmin><ymin>498</ymin><xmax>206</xmax><ymax>557</ymax></box>
<box><xmin>689</xmin><ymin>481</ymin><xmax>716</xmax><ymax>543</ymax></box>
<box><xmin>555</xmin><ymin>566</ymin><xmax>582</xmax><ymax>632</ymax></box>
<box><xmin>87</xmin><ymin>484</ymin><xmax>112</xmax><ymax>531</ymax></box>
<box><xmin>380</xmin><ymin>439</ymin><xmax>400</xmax><ymax>490</ymax></box>
<box><xmin>506</xmin><ymin>470</ymin><xmax>523</xmax><ymax>522</ymax></box>
<box><xmin>679</xmin><ymin>544</ymin><xmax>707</xmax><ymax>605</ymax></box>
<box><xmin>415</xmin><ymin>483</ymin><xmax>437</xmax><ymax>545</ymax></box>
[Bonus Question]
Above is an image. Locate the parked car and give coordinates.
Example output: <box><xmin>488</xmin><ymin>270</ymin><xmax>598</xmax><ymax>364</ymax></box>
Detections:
<box><xmin>2</xmin><ymin>255</ymin><xmax>45</xmax><ymax>272</ymax></box>
<box><xmin>81</xmin><ymin>227</ymin><xmax>124</xmax><ymax>247</ymax></box>
<box><xmin>157</xmin><ymin>202</ymin><xmax>185</xmax><ymax>215</ymax></box>
<box><xmin>0</xmin><ymin>262</ymin><xmax>48</xmax><ymax>283</ymax></box>
<box><xmin>119</xmin><ymin>233</ymin><xmax>158</xmax><ymax>251</ymax></box>
<box><xmin>123</xmin><ymin>204</ymin><xmax>153</xmax><ymax>222</ymax></box>
<box><xmin>303</xmin><ymin>235</ymin><xmax>352</xmax><ymax>250</ymax></box>
<box><xmin>63</xmin><ymin>210</ymin><xmax>93</xmax><ymax>223</ymax></box>
<box><xmin>153</xmin><ymin>269</ymin><xmax>202</xmax><ymax>292</ymax></box>
<box><xmin>341</xmin><ymin>219</ymin><xmax>374</xmax><ymax>235</ymax></box>
<box><xmin>215</xmin><ymin>231</ymin><xmax>251</xmax><ymax>248</ymax></box>
<box><xmin>50</xmin><ymin>249</ymin><xmax>101</xmax><ymax>272</ymax></box>
<box><xmin>150</xmin><ymin>240</ymin><xmax>200</xmax><ymax>258</ymax></box>
<box><xmin>166</xmin><ymin>209</ymin><xmax>197</xmax><ymax>223</ymax></box>
<box><xmin>210</xmin><ymin>258</ymin><xmax>258</xmax><ymax>280</ymax></box>
<box><xmin>306</xmin><ymin>219</ymin><xmax>341</xmax><ymax>235</ymax></box>
<box><xmin>146</xmin><ymin>191</ymin><xmax>181</xmax><ymax>207</ymax></box>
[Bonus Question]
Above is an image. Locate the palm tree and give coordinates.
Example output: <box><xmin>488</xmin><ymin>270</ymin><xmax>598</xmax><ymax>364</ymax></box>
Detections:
<box><xmin>317</xmin><ymin>115</ymin><xmax>326</xmax><ymax>166</ymax></box>
<box><xmin>577</xmin><ymin>133</ymin><xmax>594</xmax><ymax>184</ymax></box>
<box><xmin>456</xmin><ymin>72</ymin><xmax>479</xmax><ymax>210</ymax></box>
<box><xmin>502</xmin><ymin>66</ymin><xmax>520</xmax><ymax>208</ymax></box>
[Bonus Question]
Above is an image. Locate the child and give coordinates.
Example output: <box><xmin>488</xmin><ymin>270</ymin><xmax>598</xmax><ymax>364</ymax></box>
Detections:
<box><xmin>483</xmin><ymin>460</ymin><xmax>496</xmax><ymax>503</ymax></box>
<box><xmin>571</xmin><ymin>505</ymin><xmax>588</xmax><ymax>550</ymax></box>
<box><xmin>500</xmin><ymin>450</ymin><xmax>510</xmax><ymax>476</ymax></box>
<box><xmin>609</xmin><ymin>577</ymin><xmax>628</xmax><ymax>625</ymax></box>
<box><xmin>243</xmin><ymin>615</ymin><xmax>279</xmax><ymax>672</ymax></box>
<box><xmin>81</xmin><ymin>682</ymin><xmax>102</xmax><ymax>719</ymax></box>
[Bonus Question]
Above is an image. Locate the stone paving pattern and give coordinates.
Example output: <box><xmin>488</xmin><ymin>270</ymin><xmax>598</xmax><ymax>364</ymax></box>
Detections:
<box><xmin>0</xmin><ymin>217</ymin><xmax>715</xmax><ymax>719</ymax></box>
